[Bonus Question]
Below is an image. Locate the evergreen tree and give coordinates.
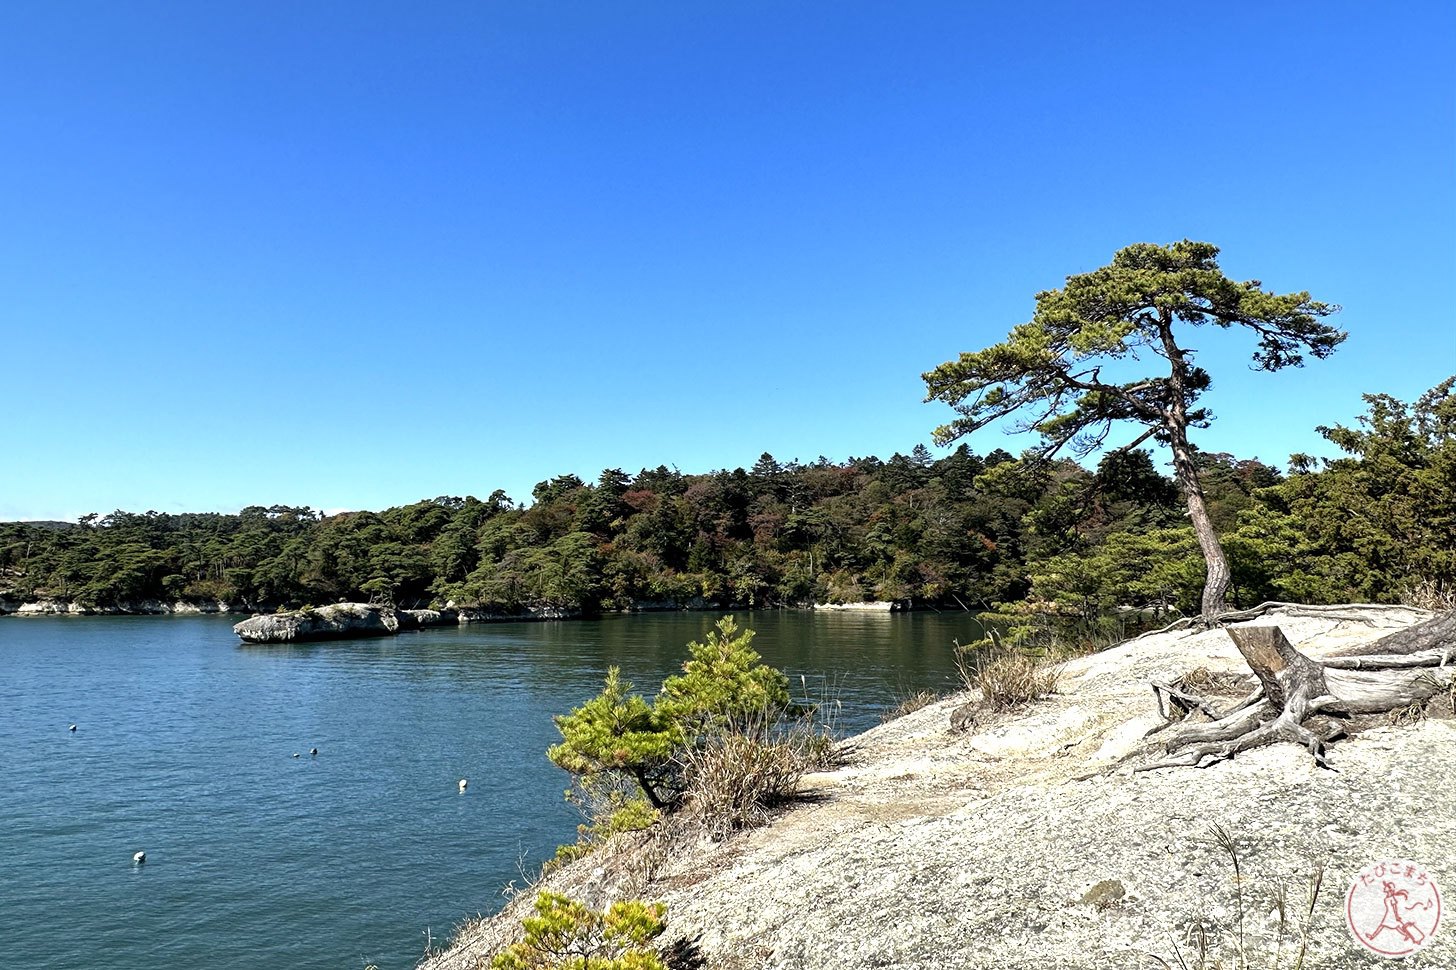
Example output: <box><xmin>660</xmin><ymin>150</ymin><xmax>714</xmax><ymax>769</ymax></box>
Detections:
<box><xmin>924</xmin><ymin>240</ymin><xmax>1342</xmax><ymax>617</ymax></box>
<box><xmin>658</xmin><ymin>615</ymin><xmax>790</xmax><ymax>731</ymax></box>
<box><xmin>547</xmin><ymin>667</ymin><xmax>678</xmax><ymax>809</ymax></box>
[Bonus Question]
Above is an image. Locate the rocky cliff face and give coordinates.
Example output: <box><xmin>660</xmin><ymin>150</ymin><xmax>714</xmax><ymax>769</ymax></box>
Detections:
<box><xmin>418</xmin><ymin>606</ymin><xmax>1455</xmax><ymax>970</ymax></box>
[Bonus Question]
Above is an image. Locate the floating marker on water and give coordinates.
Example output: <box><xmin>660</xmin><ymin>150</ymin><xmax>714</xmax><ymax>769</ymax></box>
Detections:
<box><xmin>458</xmin><ymin>779</ymin><xmax>468</xmax><ymax>793</ymax></box>
<box><xmin>69</xmin><ymin>724</ymin><xmax>77</xmax><ymax>732</ymax></box>
<box><xmin>133</xmin><ymin>851</ymin><xmax>146</xmax><ymax>864</ymax></box>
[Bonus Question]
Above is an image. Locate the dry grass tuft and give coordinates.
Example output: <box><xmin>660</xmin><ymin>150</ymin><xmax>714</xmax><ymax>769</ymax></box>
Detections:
<box><xmin>881</xmin><ymin>689</ymin><xmax>940</xmax><ymax>723</ymax></box>
<box><xmin>1386</xmin><ymin>699</ymin><xmax>1430</xmax><ymax>726</ymax></box>
<box><xmin>958</xmin><ymin>649</ymin><xmax>1062</xmax><ymax>711</ymax></box>
<box><xmin>1175</xmin><ymin>667</ymin><xmax>1252</xmax><ymax>697</ymax></box>
<box><xmin>1385</xmin><ymin>672</ymin><xmax>1456</xmax><ymax>724</ymax></box>
<box><xmin>679</xmin><ymin>728</ymin><xmax>811</xmax><ymax>840</ymax></box>
<box><xmin>1152</xmin><ymin>825</ymin><xmax>1325</xmax><ymax>970</ymax></box>
<box><xmin>1399</xmin><ymin>579</ymin><xmax>1456</xmax><ymax>612</ymax></box>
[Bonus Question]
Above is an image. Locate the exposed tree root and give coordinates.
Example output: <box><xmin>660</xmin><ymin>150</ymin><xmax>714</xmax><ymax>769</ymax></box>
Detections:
<box><xmin>1149</xmin><ymin>680</ymin><xmax>1225</xmax><ymax>721</ymax></box>
<box><xmin>1137</xmin><ymin>609</ymin><xmax>1455</xmax><ymax>772</ymax></box>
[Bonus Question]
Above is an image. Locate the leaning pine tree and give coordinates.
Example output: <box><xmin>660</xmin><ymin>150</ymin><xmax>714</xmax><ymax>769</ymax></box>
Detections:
<box><xmin>923</xmin><ymin>239</ymin><xmax>1343</xmax><ymax>618</ymax></box>
<box><xmin>925</xmin><ymin>241</ymin><xmax>1456</xmax><ymax>768</ymax></box>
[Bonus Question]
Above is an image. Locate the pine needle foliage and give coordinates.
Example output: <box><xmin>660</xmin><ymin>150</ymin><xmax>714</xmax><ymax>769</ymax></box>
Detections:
<box><xmin>547</xmin><ymin>668</ymin><xmax>679</xmax><ymax>810</ymax></box>
<box><xmin>658</xmin><ymin>615</ymin><xmax>790</xmax><ymax>732</ymax></box>
<box><xmin>491</xmin><ymin>892</ymin><xmax>667</xmax><ymax>970</ymax></box>
<box><xmin>549</xmin><ymin>793</ymin><xmax>660</xmax><ymax>870</ymax></box>
<box><xmin>923</xmin><ymin>239</ymin><xmax>1343</xmax><ymax>617</ymax></box>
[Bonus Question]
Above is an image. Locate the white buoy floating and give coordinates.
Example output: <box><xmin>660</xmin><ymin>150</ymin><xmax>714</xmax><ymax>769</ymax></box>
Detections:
<box><xmin>133</xmin><ymin>851</ymin><xmax>146</xmax><ymax>864</ymax></box>
<box><xmin>458</xmin><ymin>779</ymin><xmax>468</xmax><ymax>793</ymax></box>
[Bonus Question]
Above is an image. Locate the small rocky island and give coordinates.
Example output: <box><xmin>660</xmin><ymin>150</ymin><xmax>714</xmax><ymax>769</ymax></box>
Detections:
<box><xmin>233</xmin><ymin>603</ymin><xmax>456</xmax><ymax>643</ymax></box>
<box><xmin>231</xmin><ymin>602</ymin><xmax>587</xmax><ymax>642</ymax></box>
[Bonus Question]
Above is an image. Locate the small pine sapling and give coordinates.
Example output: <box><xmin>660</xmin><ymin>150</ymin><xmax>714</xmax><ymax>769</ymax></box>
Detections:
<box><xmin>491</xmin><ymin>892</ymin><xmax>667</xmax><ymax>970</ymax></box>
<box><xmin>548</xmin><ymin>668</ymin><xmax>680</xmax><ymax>810</ymax></box>
<box><xmin>657</xmin><ymin>615</ymin><xmax>790</xmax><ymax>733</ymax></box>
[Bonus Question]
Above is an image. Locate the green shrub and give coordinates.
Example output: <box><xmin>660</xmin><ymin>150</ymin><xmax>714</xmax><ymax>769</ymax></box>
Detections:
<box><xmin>546</xmin><ymin>616</ymin><xmax>828</xmax><ymax>848</ymax></box>
<box><xmin>547</xmin><ymin>668</ymin><xmax>679</xmax><ymax>810</ymax></box>
<box><xmin>550</xmin><ymin>793</ymin><xmax>661</xmax><ymax>870</ymax></box>
<box><xmin>491</xmin><ymin>892</ymin><xmax>667</xmax><ymax>970</ymax></box>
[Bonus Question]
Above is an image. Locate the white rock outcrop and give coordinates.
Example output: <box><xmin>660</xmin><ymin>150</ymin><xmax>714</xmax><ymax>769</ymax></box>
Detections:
<box><xmin>5</xmin><ymin>599</ymin><xmax>233</xmax><ymax>615</ymax></box>
<box><xmin>812</xmin><ymin>601</ymin><xmax>900</xmax><ymax>612</ymax></box>
<box><xmin>419</xmin><ymin>606</ymin><xmax>1454</xmax><ymax>970</ymax></box>
<box><xmin>233</xmin><ymin>603</ymin><xmax>402</xmax><ymax>643</ymax></box>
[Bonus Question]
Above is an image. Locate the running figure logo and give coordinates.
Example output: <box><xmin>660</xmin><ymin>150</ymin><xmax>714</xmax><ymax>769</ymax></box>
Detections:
<box><xmin>1345</xmin><ymin>860</ymin><xmax>1443</xmax><ymax>958</ymax></box>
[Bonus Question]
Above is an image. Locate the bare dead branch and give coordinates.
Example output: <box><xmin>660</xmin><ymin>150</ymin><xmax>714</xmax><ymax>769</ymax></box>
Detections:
<box><xmin>1133</xmin><ymin>611</ymin><xmax>1455</xmax><ymax>774</ymax></box>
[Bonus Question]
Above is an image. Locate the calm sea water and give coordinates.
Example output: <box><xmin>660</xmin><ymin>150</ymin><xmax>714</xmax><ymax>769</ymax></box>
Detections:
<box><xmin>0</xmin><ymin>611</ymin><xmax>974</xmax><ymax>970</ymax></box>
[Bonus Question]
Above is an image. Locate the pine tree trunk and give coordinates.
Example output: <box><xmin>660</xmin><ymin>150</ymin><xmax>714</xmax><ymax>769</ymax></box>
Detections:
<box><xmin>1156</xmin><ymin>315</ymin><xmax>1232</xmax><ymax>619</ymax></box>
<box><xmin>1168</xmin><ymin>428</ymin><xmax>1232</xmax><ymax>618</ymax></box>
<box><xmin>634</xmin><ymin>769</ymin><xmax>669</xmax><ymax>810</ymax></box>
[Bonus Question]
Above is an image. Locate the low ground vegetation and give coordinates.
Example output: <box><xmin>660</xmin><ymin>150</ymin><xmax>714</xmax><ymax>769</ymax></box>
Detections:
<box><xmin>945</xmin><ymin>640</ymin><xmax>1067</xmax><ymax>732</ymax></box>
<box><xmin>548</xmin><ymin>794</ymin><xmax>661</xmax><ymax>872</ymax></box>
<box><xmin>490</xmin><ymin>892</ymin><xmax>668</xmax><ymax>970</ymax></box>
<box><xmin>547</xmin><ymin>617</ymin><xmax>826</xmax><ymax>860</ymax></box>
<box><xmin>958</xmin><ymin>648</ymin><xmax>1064</xmax><ymax>712</ymax></box>
<box><xmin>880</xmin><ymin>688</ymin><xmax>939</xmax><ymax>722</ymax></box>
<box><xmin>1153</xmin><ymin>825</ymin><xmax>1324</xmax><ymax>970</ymax></box>
<box><xmin>677</xmin><ymin>722</ymin><xmax>815</xmax><ymax>839</ymax></box>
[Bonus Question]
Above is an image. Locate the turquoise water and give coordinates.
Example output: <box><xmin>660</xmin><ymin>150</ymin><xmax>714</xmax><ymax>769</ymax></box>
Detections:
<box><xmin>0</xmin><ymin>611</ymin><xmax>974</xmax><ymax>969</ymax></box>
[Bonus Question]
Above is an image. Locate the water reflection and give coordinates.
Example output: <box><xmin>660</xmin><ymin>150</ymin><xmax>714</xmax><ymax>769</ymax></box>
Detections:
<box><xmin>0</xmin><ymin>610</ymin><xmax>974</xmax><ymax>970</ymax></box>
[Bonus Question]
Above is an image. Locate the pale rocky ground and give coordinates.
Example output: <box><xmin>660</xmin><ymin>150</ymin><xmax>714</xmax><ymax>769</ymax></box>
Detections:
<box><xmin>420</xmin><ymin>606</ymin><xmax>1455</xmax><ymax>970</ymax></box>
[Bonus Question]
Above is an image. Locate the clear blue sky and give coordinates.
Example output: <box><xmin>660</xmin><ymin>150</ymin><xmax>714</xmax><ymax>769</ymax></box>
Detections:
<box><xmin>3</xmin><ymin>1</ymin><xmax>1453</xmax><ymax>521</ymax></box>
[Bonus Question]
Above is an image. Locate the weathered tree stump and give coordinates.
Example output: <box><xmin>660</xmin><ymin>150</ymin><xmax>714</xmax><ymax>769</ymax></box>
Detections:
<box><xmin>1139</xmin><ymin>610</ymin><xmax>1456</xmax><ymax>771</ymax></box>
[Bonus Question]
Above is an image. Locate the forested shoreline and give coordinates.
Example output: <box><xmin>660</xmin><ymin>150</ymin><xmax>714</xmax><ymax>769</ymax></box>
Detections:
<box><xmin>3</xmin><ymin>379</ymin><xmax>1451</xmax><ymax>639</ymax></box>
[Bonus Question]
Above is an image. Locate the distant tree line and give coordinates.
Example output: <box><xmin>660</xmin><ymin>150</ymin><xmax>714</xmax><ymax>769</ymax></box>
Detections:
<box><xmin>1</xmin><ymin>379</ymin><xmax>1451</xmax><ymax>632</ymax></box>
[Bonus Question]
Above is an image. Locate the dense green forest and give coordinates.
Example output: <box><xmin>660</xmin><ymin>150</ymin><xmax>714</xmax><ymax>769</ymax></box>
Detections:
<box><xmin>2</xmin><ymin>379</ymin><xmax>1452</xmax><ymax>636</ymax></box>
